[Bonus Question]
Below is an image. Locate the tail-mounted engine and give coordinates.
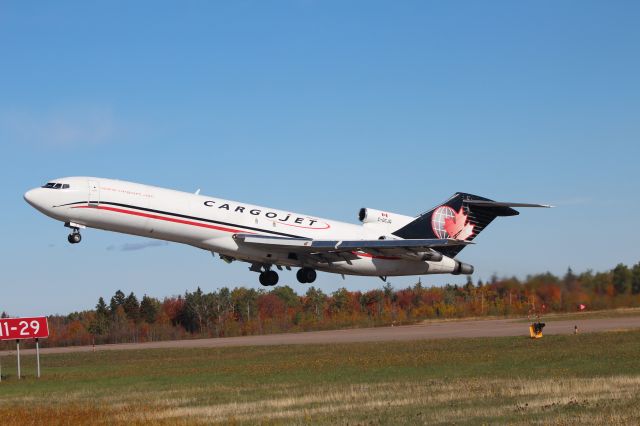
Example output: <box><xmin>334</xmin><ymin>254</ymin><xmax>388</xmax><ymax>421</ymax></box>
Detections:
<box><xmin>358</xmin><ymin>208</ymin><xmax>414</xmax><ymax>228</ymax></box>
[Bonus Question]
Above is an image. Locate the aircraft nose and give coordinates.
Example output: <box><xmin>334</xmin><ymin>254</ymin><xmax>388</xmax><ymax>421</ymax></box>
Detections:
<box><xmin>24</xmin><ymin>189</ymin><xmax>37</xmax><ymax>206</ymax></box>
<box><xmin>24</xmin><ymin>188</ymin><xmax>47</xmax><ymax>211</ymax></box>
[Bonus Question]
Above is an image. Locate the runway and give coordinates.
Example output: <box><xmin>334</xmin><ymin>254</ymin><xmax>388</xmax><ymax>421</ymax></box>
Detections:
<box><xmin>3</xmin><ymin>315</ymin><xmax>640</xmax><ymax>356</ymax></box>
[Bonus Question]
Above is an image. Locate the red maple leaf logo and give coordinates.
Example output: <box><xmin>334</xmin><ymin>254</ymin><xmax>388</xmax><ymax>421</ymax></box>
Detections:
<box><xmin>444</xmin><ymin>207</ymin><xmax>474</xmax><ymax>240</ymax></box>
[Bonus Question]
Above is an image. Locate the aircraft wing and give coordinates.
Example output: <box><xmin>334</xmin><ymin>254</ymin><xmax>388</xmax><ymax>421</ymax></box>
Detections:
<box><xmin>233</xmin><ymin>234</ymin><xmax>472</xmax><ymax>263</ymax></box>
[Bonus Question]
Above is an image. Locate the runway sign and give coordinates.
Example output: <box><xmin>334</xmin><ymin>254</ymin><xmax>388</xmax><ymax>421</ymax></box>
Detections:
<box><xmin>0</xmin><ymin>317</ymin><xmax>49</xmax><ymax>381</ymax></box>
<box><xmin>0</xmin><ymin>317</ymin><xmax>49</xmax><ymax>340</ymax></box>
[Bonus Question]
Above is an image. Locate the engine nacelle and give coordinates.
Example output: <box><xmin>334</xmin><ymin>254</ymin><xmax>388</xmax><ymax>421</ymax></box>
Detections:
<box><xmin>452</xmin><ymin>261</ymin><xmax>474</xmax><ymax>275</ymax></box>
<box><xmin>423</xmin><ymin>250</ymin><xmax>443</xmax><ymax>262</ymax></box>
<box><xmin>358</xmin><ymin>208</ymin><xmax>414</xmax><ymax>228</ymax></box>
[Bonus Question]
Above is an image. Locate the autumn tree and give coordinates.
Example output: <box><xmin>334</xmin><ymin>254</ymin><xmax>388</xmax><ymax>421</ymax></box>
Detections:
<box><xmin>257</xmin><ymin>294</ymin><xmax>286</xmax><ymax>319</ymax></box>
<box><xmin>271</xmin><ymin>286</ymin><xmax>300</xmax><ymax>309</ymax></box>
<box><xmin>162</xmin><ymin>296</ymin><xmax>185</xmax><ymax>326</ymax></box>
<box><xmin>329</xmin><ymin>288</ymin><xmax>352</xmax><ymax>315</ymax></box>
<box><xmin>31</xmin><ymin>260</ymin><xmax>640</xmax><ymax>348</ymax></box>
<box><xmin>181</xmin><ymin>287</ymin><xmax>208</xmax><ymax>333</ymax></box>
<box><xmin>231</xmin><ymin>287</ymin><xmax>259</xmax><ymax>323</ymax></box>
<box><xmin>304</xmin><ymin>286</ymin><xmax>326</xmax><ymax>318</ymax></box>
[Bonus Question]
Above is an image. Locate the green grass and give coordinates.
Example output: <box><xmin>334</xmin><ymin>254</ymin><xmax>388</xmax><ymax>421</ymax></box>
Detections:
<box><xmin>1</xmin><ymin>330</ymin><xmax>640</xmax><ymax>424</ymax></box>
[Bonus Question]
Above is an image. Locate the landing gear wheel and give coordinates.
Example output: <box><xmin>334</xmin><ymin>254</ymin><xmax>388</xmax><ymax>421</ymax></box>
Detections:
<box><xmin>259</xmin><ymin>272</ymin><xmax>268</xmax><ymax>286</ymax></box>
<box><xmin>297</xmin><ymin>267</ymin><xmax>317</xmax><ymax>284</ymax></box>
<box><xmin>259</xmin><ymin>270</ymin><xmax>279</xmax><ymax>286</ymax></box>
<box><xmin>266</xmin><ymin>270</ymin><xmax>279</xmax><ymax>286</ymax></box>
<box><xmin>67</xmin><ymin>232</ymin><xmax>81</xmax><ymax>244</ymax></box>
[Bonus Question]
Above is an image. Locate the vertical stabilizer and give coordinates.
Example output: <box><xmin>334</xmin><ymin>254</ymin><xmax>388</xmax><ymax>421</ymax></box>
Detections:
<box><xmin>392</xmin><ymin>193</ymin><xmax>520</xmax><ymax>257</ymax></box>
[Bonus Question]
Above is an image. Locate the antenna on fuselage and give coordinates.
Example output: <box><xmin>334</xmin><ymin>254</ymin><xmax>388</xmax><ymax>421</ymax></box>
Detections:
<box><xmin>195</xmin><ymin>189</ymin><xmax>201</xmax><ymax>195</ymax></box>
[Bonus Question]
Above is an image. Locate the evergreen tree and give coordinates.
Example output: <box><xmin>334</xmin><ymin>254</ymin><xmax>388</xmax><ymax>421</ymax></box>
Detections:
<box><xmin>464</xmin><ymin>276</ymin><xmax>474</xmax><ymax>293</ymax></box>
<box><xmin>123</xmin><ymin>292</ymin><xmax>140</xmax><ymax>322</ymax></box>
<box><xmin>563</xmin><ymin>267</ymin><xmax>579</xmax><ymax>292</ymax></box>
<box><xmin>612</xmin><ymin>263</ymin><xmax>632</xmax><ymax>295</ymax></box>
<box><xmin>110</xmin><ymin>290</ymin><xmax>126</xmax><ymax>315</ymax></box>
<box><xmin>631</xmin><ymin>262</ymin><xmax>640</xmax><ymax>295</ymax></box>
<box><xmin>140</xmin><ymin>295</ymin><xmax>160</xmax><ymax>324</ymax></box>
<box><xmin>88</xmin><ymin>297</ymin><xmax>111</xmax><ymax>335</ymax></box>
<box><xmin>96</xmin><ymin>297</ymin><xmax>109</xmax><ymax>318</ymax></box>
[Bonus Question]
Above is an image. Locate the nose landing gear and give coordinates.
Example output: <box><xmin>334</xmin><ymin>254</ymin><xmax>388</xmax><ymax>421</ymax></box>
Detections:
<box><xmin>296</xmin><ymin>267</ymin><xmax>317</xmax><ymax>284</ymax></box>
<box><xmin>65</xmin><ymin>222</ymin><xmax>84</xmax><ymax>244</ymax></box>
<box><xmin>67</xmin><ymin>231</ymin><xmax>82</xmax><ymax>244</ymax></box>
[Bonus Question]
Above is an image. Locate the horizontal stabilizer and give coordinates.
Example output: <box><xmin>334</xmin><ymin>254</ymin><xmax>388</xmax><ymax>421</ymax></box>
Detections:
<box><xmin>464</xmin><ymin>200</ymin><xmax>553</xmax><ymax>208</ymax></box>
<box><xmin>392</xmin><ymin>192</ymin><xmax>552</xmax><ymax>257</ymax></box>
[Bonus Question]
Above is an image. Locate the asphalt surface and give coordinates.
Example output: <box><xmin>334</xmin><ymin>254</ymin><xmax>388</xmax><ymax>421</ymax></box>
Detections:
<box><xmin>2</xmin><ymin>316</ymin><xmax>640</xmax><ymax>356</ymax></box>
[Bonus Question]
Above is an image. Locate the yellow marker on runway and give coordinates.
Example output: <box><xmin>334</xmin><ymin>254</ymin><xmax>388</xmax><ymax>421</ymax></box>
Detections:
<box><xmin>529</xmin><ymin>322</ymin><xmax>545</xmax><ymax>339</ymax></box>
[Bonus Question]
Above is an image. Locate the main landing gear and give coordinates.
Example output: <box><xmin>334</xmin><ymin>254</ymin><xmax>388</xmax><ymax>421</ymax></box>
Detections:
<box><xmin>252</xmin><ymin>264</ymin><xmax>317</xmax><ymax>286</ymax></box>
<box><xmin>296</xmin><ymin>267</ymin><xmax>317</xmax><ymax>284</ymax></box>
<box><xmin>259</xmin><ymin>270</ymin><xmax>279</xmax><ymax>287</ymax></box>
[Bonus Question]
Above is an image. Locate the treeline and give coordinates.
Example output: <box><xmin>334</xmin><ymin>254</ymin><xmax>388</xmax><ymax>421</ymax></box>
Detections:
<box><xmin>2</xmin><ymin>262</ymin><xmax>640</xmax><ymax>349</ymax></box>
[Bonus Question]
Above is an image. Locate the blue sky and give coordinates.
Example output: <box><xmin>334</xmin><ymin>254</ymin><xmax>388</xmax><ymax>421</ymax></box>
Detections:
<box><xmin>1</xmin><ymin>1</ymin><xmax>639</xmax><ymax>315</ymax></box>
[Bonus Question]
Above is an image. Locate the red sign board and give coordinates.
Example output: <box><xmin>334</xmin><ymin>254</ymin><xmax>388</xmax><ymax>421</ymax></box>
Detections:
<box><xmin>0</xmin><ymin>317</ymin><xmax>49</xmax><ymax>340</ymax></box>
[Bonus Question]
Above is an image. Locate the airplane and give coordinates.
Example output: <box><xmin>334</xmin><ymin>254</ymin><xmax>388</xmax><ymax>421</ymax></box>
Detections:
<box><xmin>24</xmin><ymin>177</ymin><xmax>550</xmax><ymax>286</ymax></box>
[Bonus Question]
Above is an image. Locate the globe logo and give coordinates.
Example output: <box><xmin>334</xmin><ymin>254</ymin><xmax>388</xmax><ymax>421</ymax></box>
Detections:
<box><xmin>431</xmin><ymin>206</ymin><xmax>456</xmax><ymax>238</ymax></box>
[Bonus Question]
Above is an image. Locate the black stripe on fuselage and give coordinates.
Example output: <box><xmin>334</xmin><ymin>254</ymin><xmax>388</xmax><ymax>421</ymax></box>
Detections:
<box><xmin>56</xmin><ymin>200</ymin><xmax>304</xmax><ymax>238</ymax></box>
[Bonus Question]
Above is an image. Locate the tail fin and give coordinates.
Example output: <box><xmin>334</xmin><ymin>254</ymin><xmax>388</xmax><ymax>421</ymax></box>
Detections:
<box><xmin>392</xmin><ymin>193</ymin><xmax>526</xmax><ymax>258</ymax></box>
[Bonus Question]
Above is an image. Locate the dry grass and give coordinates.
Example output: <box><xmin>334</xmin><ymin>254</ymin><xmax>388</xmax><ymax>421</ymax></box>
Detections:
<box><xmin>3</xmin><ymin>377</ymin><xmax>637</xmax><ymax>425</ymax></box>
<box><xmin>128</xmin><ymin>376</ymin><xmax>640</xmax><ymax>424</ymax></box>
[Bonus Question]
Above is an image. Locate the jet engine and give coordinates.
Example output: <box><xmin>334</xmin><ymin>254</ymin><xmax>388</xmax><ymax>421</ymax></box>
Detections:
<box><xmin>452</xmin><ymin>261</ymin><xmax>474</xmax><ymax>275</ymax></box>
<box><xmin>358</xmin><ymin>208</ymin><xmax>414</xmax><ymax>227</ymax></box>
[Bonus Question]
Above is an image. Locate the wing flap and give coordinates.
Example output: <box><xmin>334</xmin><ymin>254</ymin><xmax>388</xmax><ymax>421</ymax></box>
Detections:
<box><xmin>233</xmin><ymin>234</ymin><xmax>471</xmax><ymax>261</ymax></box>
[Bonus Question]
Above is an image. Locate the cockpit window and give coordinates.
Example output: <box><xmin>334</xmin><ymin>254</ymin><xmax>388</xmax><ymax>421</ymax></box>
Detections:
<box><xmin>41</xmin><ymin>182</ymin><xmax>70</xmax><ymax>189</ymax></box>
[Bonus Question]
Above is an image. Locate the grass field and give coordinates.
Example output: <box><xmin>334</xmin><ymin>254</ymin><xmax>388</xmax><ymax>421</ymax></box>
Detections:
<box><xmin>1</xmin><ymin>330</ymin><xmax>640</xmax><ymax>425</ymax></box>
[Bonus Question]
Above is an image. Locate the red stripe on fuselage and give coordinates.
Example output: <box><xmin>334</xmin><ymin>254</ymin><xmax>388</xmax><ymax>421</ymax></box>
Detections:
<box><xmin>72</xmin><ymin>205</ymin><xmax>254</xmax><ymax>235</ymax></box>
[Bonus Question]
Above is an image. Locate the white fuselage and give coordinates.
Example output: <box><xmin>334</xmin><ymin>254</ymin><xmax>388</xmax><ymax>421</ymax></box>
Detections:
<box><xmin>24</xmin><ymin>177</ymin><xmax>460</xmax><ymax>278</ymax></box>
